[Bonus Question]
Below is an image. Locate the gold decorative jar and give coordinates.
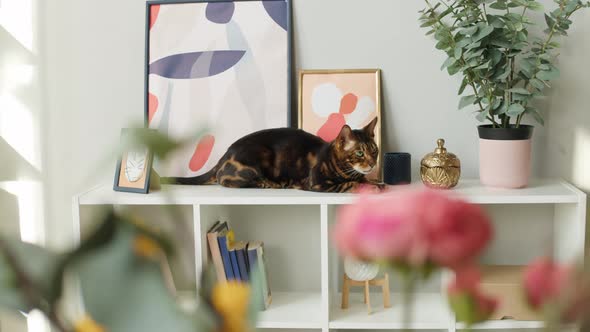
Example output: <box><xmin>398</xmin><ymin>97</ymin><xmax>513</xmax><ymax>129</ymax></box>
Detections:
<box><xmin>420</xmin><ymin>139</ymin><xmax>461</xmax><ymax>189</ymax></box>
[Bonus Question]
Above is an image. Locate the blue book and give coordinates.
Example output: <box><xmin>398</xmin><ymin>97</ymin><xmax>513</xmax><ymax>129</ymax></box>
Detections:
<box><xmin>234</xmin><ymin>242</ymin><xmax>249</xmax><ymax>282</ymax></box>
<box><xmin>229</xmin><ymin>246</ymin><xmax>242</xmax><ymax>281</ymax></box>
<box><xmin>217</xmin><ymin>227</ymin><xmax>235</xmax><ymax>280</ymax></box>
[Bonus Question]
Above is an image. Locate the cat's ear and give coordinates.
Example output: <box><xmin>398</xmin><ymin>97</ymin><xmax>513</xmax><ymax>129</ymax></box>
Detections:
<box><xmin>363</xmin><ymin>117</ymin><xmax>378</xmax><ymax>138</ymax></box>
<box><xmin>337</xmin><ymin>125</ymin><xmax>355</xmax><ymax>150</ymax></box>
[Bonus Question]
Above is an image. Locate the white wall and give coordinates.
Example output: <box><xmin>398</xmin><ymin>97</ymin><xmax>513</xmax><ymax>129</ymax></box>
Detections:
<box><xmin>36</xmin><ymin>0</ymin><xmax>590</xmax><ymax>248</ymax></box>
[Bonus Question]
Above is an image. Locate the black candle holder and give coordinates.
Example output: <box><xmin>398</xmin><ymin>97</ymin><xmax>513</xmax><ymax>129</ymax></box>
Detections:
<box><xmin>383</xmin><ymin>152</ymin><xmax>411</xmax><ymax>185</ymax></box>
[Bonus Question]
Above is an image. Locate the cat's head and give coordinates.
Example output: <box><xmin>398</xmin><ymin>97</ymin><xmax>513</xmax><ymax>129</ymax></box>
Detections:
<box><xmin>332</xmin><ymin>117</ymin><xmax>379</xmax><ymax>175</ymax></box>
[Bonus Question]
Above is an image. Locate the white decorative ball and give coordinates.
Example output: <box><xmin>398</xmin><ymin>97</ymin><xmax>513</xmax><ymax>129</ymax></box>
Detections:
<box><xmin>344</xmin><ymin>257</ymin><xmax>379</xmax><ymax>281</ymax></box>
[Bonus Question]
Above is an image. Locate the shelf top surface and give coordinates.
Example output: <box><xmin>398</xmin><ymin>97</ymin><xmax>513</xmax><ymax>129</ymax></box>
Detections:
<box><xmin>76</xmin><ymin>179</ymin><xmax>584</xmax><ymax>205</ymax></box>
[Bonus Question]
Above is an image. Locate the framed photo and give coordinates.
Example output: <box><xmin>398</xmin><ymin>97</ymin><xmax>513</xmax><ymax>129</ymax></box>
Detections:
<box><xmin>114</xmin><ymin>129</ymin><xmax>155</xmax><ymax>194</ymax></box>
<box><xmin>145</xmin><ymin>0</ymin><xmax>292</xmax><ymax>177</ymax></box>
<box><xmin>298</xmin><ymin>69</ymin><xmax>383</xmax><ymax>181</ymax></box>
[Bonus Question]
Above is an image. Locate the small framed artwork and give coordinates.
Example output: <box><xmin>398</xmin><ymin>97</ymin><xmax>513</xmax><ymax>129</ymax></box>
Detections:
<box><xmin>114</xmin><ymin>129</ymin><xmax>156</xmax><ymax>194</ymax></box>
<box><xmin>146</xmin><ymin>0</ymin><xmax>292</xmax><ymax>178</ymax></box>
<box><xmin>298</xmin><ymin>69</ymin><xmax>383</xmax><ymax>181</ymax></box>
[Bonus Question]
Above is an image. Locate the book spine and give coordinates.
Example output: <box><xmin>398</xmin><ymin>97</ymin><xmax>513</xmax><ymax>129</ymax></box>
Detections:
<box><xmin>257</xmin><ymin>247</ymin><xmax>271</xmax><ymax>309</ymax></box>
<box><xmin>229</xmin><ymin>249</ymin><xmax>242</xmax><ymax>281</ymax></box>
<box><xmin>236</xmin><ymin>248</ymin><xmax>249</xmax><ymax>282</ymax></box>
<box><xmin>247</xmin><ymin>248</ymin><xmax>258</xmax><ymax>276</ymax></box>
<box><xmin>207</xmin><ymin>233</ymin><xmax>227</xmax><ymax>282</ymax></box>
<box><xmin>217</xmin><ymin>236</ymin><xmax>234</xmax><ymax>280</ymax></box>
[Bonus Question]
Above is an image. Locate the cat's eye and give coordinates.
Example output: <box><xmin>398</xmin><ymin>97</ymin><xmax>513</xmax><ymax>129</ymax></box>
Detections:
<box><xmin>355</xmin><ymin>151</ymin><xmax>364</xmax><ymax>157</ymax></box>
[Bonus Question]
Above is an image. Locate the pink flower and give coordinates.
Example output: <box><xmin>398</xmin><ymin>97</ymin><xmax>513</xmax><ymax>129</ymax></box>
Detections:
<box><xmin>334</xmin><ymin>188</ymin><xmax>492</xmax><ymax>269</ymax></box>
<box><xmin>448</xmin><ymin>266</ymin><xmax>499</xmax><ymax>325</ymax></box>
<box><xmin>523</xmin><ymin>257</ymin><xmax>590</xmax><ymax>322</ymax></box>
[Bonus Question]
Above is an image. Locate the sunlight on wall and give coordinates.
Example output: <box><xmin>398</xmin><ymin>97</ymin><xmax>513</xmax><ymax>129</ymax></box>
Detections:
<box><xmin>0</xmin><ymin>94</ymin><xmax>40</xmax><ymax>170</ymax></box>
<box><xmin>25</xmin><ymin>311</ymin><xmax>49</xmax><ymax>332</ymax></box>
<box><xmin>0</xmin><ymin>0</ymin><xmax>34</xmax><ymax>51</ymax></box>
<box><xmin>2</xmin><ymin>63</ymin><xmax>34</xmax><ymax>88</ymax></box>
<box><xmin>0</xmin><ymin>181</ymin><xmax>45</xmax><ymax>244</ymax></box>
<box><xmin>573</xmin><ymin>128</ymin><xmax>590</xmax><ymax>191</ymax></box>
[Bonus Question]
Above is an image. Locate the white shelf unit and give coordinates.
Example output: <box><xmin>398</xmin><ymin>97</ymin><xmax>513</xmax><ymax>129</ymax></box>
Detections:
<box><xmin>72</xmin><ymin>179</ymin><xmax>587</xmax><ymax>332</ymax></box>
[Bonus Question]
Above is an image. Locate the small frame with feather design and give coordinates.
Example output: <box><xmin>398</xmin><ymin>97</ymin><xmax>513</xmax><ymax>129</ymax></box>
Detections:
<box><xmin>113</xmin><ymin>128</ymin><xmax>160</xmax><ymax>194</ymax></box>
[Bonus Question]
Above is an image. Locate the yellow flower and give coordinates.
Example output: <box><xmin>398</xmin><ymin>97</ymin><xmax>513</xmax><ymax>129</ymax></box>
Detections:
<box><xmin>74</xmin><ymin>316</ymin><xmax>106</xmax><ymax>332</ymax></box>
<box><xmin>211</xmin><ymin>281</ymin><xmax>251</xmax><ymax>332</ymax></box>
<box><xmin>133</xmin><ymin>234</ymin><xmax>162</xmax><ymax>259</ymax></box>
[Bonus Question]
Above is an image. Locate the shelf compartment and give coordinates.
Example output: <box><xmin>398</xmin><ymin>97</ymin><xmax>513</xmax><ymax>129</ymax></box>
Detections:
<box><xmin>256</xmin><ymin>292</ymin><xmax>323</xmax><ymax>329</ymax></box>
<box><xmin>199</xmin><ymin>205</ymin><xmax>322</xmax><ymax>293</ymax></box>
<box><xmin>330</xmin><ymin>292</ymin><xmax>449</xmax><ymax>330</ymax></box>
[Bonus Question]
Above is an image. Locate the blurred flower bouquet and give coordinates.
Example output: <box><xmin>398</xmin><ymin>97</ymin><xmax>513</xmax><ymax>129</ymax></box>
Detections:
<box><xmin>333</xmin><ymin>188</ymin><xmax>590</xmax><ymax>330</ymax></box>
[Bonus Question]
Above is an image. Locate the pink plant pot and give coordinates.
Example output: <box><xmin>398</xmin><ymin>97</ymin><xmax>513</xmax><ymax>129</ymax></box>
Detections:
<box><xmin>478</xmin><ymin>125</ymin><xmax>533</xmax><ymax>189</ymax></box>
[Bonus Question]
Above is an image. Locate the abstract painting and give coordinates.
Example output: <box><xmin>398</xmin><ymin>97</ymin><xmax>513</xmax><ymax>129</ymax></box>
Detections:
<box><xmin>146</xmin><ymin>0</ymin><xmax>291</xmax><ymax>177</ymax></box>
<box><xmin>299</xmin><ymin>69</ymin><xmax>382</xmax><ymax>180</ymax></box>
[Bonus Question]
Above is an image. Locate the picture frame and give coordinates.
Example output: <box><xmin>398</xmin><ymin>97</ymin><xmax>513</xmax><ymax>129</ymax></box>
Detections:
<box><xmin>113</xmin><ymin>129</ymin><xmax>157</xmax><ymax>194</ymax></box>
<box><xmin>145</xmin><ymin>0</ymin><xmax>292</xmax><ymax>178</ymax></box>
<box><xmin>298</xmin><ymin>69</ymin><xmax>383</xmax><ymax>181</ymax></box>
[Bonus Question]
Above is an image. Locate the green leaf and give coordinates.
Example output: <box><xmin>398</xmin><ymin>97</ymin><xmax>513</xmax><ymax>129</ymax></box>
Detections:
<box><xmin>73</xmin><ymin>225</ymin><xmax>204</xmax><ymax>332</ymax></box>
<box><xmin>420</xmin><ymin>20</ymin><xmax>436</xmax><ymax>28</ymax></box>
<box><xmin>472</xmin><ymin>25</ymin><xmax>494</xmax><ymax>42</ymax></box>
<box><xmin>459</xmin><ymin>26</ymin><xmax>478</xmax><ymax>36</ymax></box>
<box><xmin>441</xmin><ymin>57</ymin><xmax>457</xmax><ymax>70</ymax></box>
<box><xmin>487</xmin><ymin>15</ymin><xmax>506</xmax><ymax>28</ymax></box>
<box><xmin>526</xmin><ymin>106</ymin><xmax>545</xmax><ymax>126</ymax></box>
<box><xmin>495</xmin><ymin>101</ymin><xmax>508</xmax><ymax>115</ymax></box>
<box><xmin>0</xmin><ymin>238</ymin><xmax>62</xmax><ymax>312</ymax></box>
<box><xmin>488</xmin><ymin>49</ymin><xmax>503</xmax><ymax>66</ymax></box>
<box><xmin>459</xmin><ymin>95</ymin><xmax>477</xmax><ymax>109</ymax></box>
<box><xmin>476</xmin><ymin>110</ymin><xmax>489</xmax><ymax>122</ymax></box>
<box><xmin>530</xmin><ymin>78</ymin><xmax>546</xmax><ymax>90</ymax></box>
<box><xmin>507</xmin><ymin>103</ymin><xmax>526</xmax><ymax>116</ymax></box>
<box><xmin>536</xmin><ymin>67</ymin><xmax>560</xmax><ymax>81</ymax></box>
<box><xmin>527</xmin><ymin>1</ymin><xmax>544</xmax><ymax>11</ymax></box>
<box><xmin>447</xmin><ymin>63</ymin><xmax>462</xmax><ymax>75</ymax></box>
<box><xmin>538</xmin><ymin>53</ymin><xmax>552</xmax><ymax>61</ymax></box>
<box><xmin>474</xmin><ymin>61</ymin><xmax>491</xmax><ymax>70</ymax></box>
<box><xmin>508</xmin><ymin>88</ymin><xmax>531</xmax><ymax>95</ymax></box>
<box><xmin>489</xmin><ymin>2</ymin><xmax>508</xmax><ymax>10</ymax></box>
<box><xmin>545</xmin><ymin>14</ymin><xmax>556</xmax><ymax>29</ymax></box>
<box><xmin>458</xmin><ymin>78</ymin><xmax>469</xmax><ymax>95</ymax></box>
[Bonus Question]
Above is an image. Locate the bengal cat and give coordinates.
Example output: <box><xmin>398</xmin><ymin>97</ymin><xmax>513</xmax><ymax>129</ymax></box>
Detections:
<box><xmin>171</xmin><ymin>118</ymin><xmax>384</xmax><ymax>193</ymax></box>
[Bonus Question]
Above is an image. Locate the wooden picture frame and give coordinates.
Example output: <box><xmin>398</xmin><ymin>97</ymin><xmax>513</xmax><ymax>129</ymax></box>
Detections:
<box><xmin>113</xmin><ymin>129</ymin><xmax>157</xmax><ymax>194</ymax></box>
<box><xmin>298</xmin><ymin>69</ymin><xmax>383</xmax><ymax>181</ymax></box>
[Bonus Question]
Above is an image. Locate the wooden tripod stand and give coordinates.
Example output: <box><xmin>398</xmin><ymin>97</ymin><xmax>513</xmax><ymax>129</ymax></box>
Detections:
<box><xmin>341</xmin><ymin>273</ymin><xmax>391</xmax><ymax>314</ymax></box>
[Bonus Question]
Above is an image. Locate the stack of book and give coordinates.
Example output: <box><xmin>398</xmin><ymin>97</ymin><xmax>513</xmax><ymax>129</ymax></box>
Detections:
<box><xmin>207</xmin><ymin>221</ymin><xmax>272</xmax><ymax>309</ymax></box>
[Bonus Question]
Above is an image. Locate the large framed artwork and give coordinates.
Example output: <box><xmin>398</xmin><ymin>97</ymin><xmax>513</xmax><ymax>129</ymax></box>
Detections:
<box><xmin>146</xmin><ymin>0</ymin><xmax>292</xmax><ymax>177</ymax></box>
<box><xmin>298</xmin><ymin>69</ymin><xmax>382</xmax><ymax>181</ymax></box>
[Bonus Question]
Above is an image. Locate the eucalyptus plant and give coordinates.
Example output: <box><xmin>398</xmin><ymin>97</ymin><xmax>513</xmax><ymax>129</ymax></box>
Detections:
<box><xmin>419</xmin><ymin>0</ymin><xmax>589</xmax><ymax>128</ymax></box>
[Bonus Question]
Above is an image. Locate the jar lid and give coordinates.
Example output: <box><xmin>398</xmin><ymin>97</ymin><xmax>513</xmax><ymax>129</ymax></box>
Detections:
<box><xmin>421</xmin><ymin>139</ymin><xmax>461</xmax><ymax>168</ymax></box>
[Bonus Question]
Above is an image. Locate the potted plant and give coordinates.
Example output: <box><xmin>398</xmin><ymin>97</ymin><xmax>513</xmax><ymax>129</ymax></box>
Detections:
<box><xmin>419</xmin><ymin>0</ymin><xmax>588</xmax><ymax>188</ymax></box>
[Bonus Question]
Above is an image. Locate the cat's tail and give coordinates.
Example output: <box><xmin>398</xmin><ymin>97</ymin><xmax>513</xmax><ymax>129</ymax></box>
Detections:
<box><xmin>165</xmin><ymin>166</ymin><xmax>218</xmax><ymax>185</ymax></box>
